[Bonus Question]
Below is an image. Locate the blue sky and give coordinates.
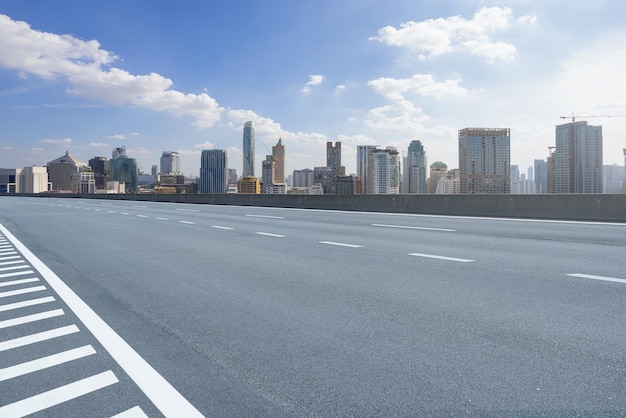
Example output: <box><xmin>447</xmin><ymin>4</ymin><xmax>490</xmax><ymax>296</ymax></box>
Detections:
<box><xmin>1</xmin><ymin>0</ymin><xmax>625</xmax><ymax>178</ymax></box>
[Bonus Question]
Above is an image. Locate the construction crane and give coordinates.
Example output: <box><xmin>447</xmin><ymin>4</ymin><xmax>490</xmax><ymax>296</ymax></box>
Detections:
<box><xmin>559</xmin><ymin>113</ymin><xmax>626</xmax><ymax>122</ymax></box>
<box><xmin>262</xmin><ymin>143</ymin><xmax>279</xmax><ymax>164</ymax></box>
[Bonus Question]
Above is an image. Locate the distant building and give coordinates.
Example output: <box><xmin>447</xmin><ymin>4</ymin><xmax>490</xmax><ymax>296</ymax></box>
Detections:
<box><xmin>534</xmin><ymin>159</ymin><xmax>548</xmax><ymax>194</ymax></box>
<box><xmin>72</xmin><ymin>170</ymin><xmax>96</xmax><ymax>194</ymax></box>
<box><xmin>272</xmin><ymin>138</ymin><xmax>285</xmax><ymax>184</ymax></box>
<box><xmin>427</xmin><ymin>162</ymin><xmax>448</xmax><ymax>194</ymax></box>
<box><xmin>112</xmin><ymin>146</ymin><xmax>126</xmax><ymax>160</ymax></box>
<box><xmin>264</xmin><ymin>183</ymin><xmax>287</xmax><ymax>194</ymax></box>
<box><xmin>366</xmin><ymin>147</ymin><xmax>400</xmax><ymax>195</ymax></box>
<box><xmin>552</xmin><ymin>121</ymin><xmax>602</xmax><ymax>193</ymax></box>
<box><xmin>262</xmin><ymin>159</ymin><xmax>275</xmax><ymax>192</ymax></box>
<box><xmin>237</xmin><ymin>176</ymin><xmax>260</xmax><ymax>194</ymax></box>
<box><xmin>357</xmin><ymin>145</ymin><xmax>378</xmax><ymax>194</ymax></box>
<box><xmin>47</xmin><ymin>151</ymin><xmax>85</xmax><ymax>191</ymax></box>
<box><xmin>18</xmin><ymin>167</ymin><xmax>49</xmax><ymax>193</ymax></box>
<box><xmin>110</xmin><ymin>155</ymin><xmax>138</xmax><ymax>193</ymax></box>
<box><xmin>228</xmin><ymin>169</ymin><xmax>238</xmax><ymax>185</ymax></box>
<box><xmin>106</xmin><ymin>181</ymin><xmax>125</xmax><ymax>194</ymax></box>
<box><xmin>293</xmin><ymin>169</ymin><xmax>314</xmax><ymax>188</ymax></box>
<box><xmin>0</xmin><ymin>168</ymin><xmax>19</xmax><ymax>193</ymax></box>
<box><xmin>334</xmin><ymin>174</ymin><xmax>357</xmax><ymax>195</ymax></box>
<box><xmin>243</xmin><ymin>121</ymin><xmax>255</xmax><ymax>177</ymax></box>
<box><xmin>458</xmin><ymin>128</ymin><xmax>510</xmax><ymax>194</ymax></box>
<box><xmin>200</xmin><ymin>149</ymin><xmax>228</xmax><ymax>194</ymax></box>
<box><xmin>404</xmin><ymin>140</ymin><xmax>427</xmax><ymax>194</ymax></box>
<box><xmin>313</xmin><ymin>166</ymin><xmax>333</xmax><ymax>194</ymax></box>
<box><xmin>435</xmin><ymin>169</ymin><xmax>460</xmax><ymax>194</ymax></box>
<box><xmin>603</xmin><ymin>164</ymin><xmax>625</xmax><ymax>194</ymax></box>
<box><xmin>160</xmin><ymin>151</ymin><xmax>181</xmax><ymax>175</ymax></box>
<box><xmin>88</xmin><ymin>157</ymin><xmax>110</xmax><ymax>190</ymax></box>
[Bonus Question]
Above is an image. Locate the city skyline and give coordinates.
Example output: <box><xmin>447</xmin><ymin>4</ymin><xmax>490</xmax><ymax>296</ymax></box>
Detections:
<box><xmin>1</xmin><ymin>2</ymin><xmax>626</xmax><ymax>177</ymax></box>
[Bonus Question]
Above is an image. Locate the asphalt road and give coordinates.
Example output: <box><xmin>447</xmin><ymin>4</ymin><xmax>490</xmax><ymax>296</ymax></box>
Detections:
<box><xmin>1</xmin><ymin>196</ymin><xmax>625</xmax><ymax>417</ymax></box>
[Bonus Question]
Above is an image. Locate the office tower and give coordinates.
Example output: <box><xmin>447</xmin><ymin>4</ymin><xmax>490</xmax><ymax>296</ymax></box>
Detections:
<box><xmin>510</xmin><ymin>165</ymin><xmax>520</xmax><ymax>182</ymax></box>
<box><xmin>228</xmin><ymin>169</ymin><xmax>238</xmax><ymax>185</ymax></box>
<box><xmin>47</xmin><ymin>151</ymin><xmax>85</xmax><ymax>191</ymax></box>
<box><xmin>262</xmin><ymin>159</ymin><xmax>275</xmax><ymax>192</ymax></box>
<box><xmin>367</xmin><ymin>149</ymin><xmax>391</xmax><ymax>194</ymax></box>
<box><xmin>603</xmin><ymin>164</ymin><xmax>625</xmax><ymax>194</ymax></box>
<box><xmin>112</xmin><ymin>146</ymin><xmax>126</xmax><ymax>160</ymax></box>
<box><xmin>110</xmin><ymin>155</ymin><xmax>138</xmax><ymax>193</ymax></box>
<box><xmin>405</xmin><ymin>140</ymin><xmax>427</xmax><ymax>194</ymax></box>
<box><xmin>357</xmin><ymin>145</ymin><xmax>378</xmax><ymax>194</ymax></box>
<box><xmin>71</xmin><ymin>170</ymin><xmax>96</xmax><ymax>194</ymax></box>
<box><xmin>313</xmin><ymin>166</ymin><xmax>334</xmax><ymax>194</ymax></box>
<box><xmin>272</xmin><ymin>138</ymin><xmax>285</xmax><ymax>183</ymax></box>
<box><xmin>243</xmin><ymin>121</ymin><xmax>255</xmax><ymax>177</ymax></box>
<box><xmin>200</xmin><ymin>149</ymin><xmax>228</xmax><ymax>194</ymax></box>
<box><xmin>534</xmin><ymin>159</ymin><xmax>548</xmax><ymax>194</ymax></box>
<box><xmin>458</xmin><ymin>128</ymin><xmax>510</xmax><ymax>194</ymax></box>
<box><xmin>89</xmin><ymin>157</ymin><xmax>110</xmax><ymax>190</ymax></box>
<box><xmin>387</xmin><ymin>147</ymin><xmax>401</xmax><ymax>194</ymax></box>
<box><xmin>160</xmin><ymin>151</ymin><xmax>181</xmax><ymax>175</ymax></box>
<box><xmin>552</xmin><ymin>121</ymin><xmax>603</xmax><ymax>193</ymax></box>
<box><xmin>293</xmin><ymin>169</ymin><xmax>314</xmax><ymax>187</ymax></box>
<box><xmin>527</xmin><ymin>166</ymin><xmax>534</xmax><ymax>182</ymax></box>
<box><xmin>428</xmin><ymin>162</ymin><xmax>448</xmax><ymax>194</ymax></box>
<box><xmin>334</xmin><ymin>174</ymin><xmax>357</xmax><ymax>195</ymax></box>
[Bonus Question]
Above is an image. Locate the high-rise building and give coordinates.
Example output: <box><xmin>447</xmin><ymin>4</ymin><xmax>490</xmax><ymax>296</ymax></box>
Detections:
<box><xmin>89</xmin><ymin>157</ymin><xmax>110</xmax><ymax>190</ymax></box>
<box><xmin>510</xmin><ymin>165</ymin><xmax>520</xmax><ymax>182</ymax></box>
<box><xmin>552</xmin><ymin>121</ymin><xmax>603</xmax><ymax>193</ymax></box>
<box><xmin>357</xmin><ymin>145</ymin><xmax>378</xmax><ymax>194</ymax></box>
<box><xmin>243</xmin><ymin>121</ymin><xmax>255</xmax><ymax>177</ymax></box>
<box><xmin>404</xmin><ymin>140</ymin><xmax>427</xmax><ymax>194</ymax></box>
<box><xmin>112</xmin><ymin>146</ymin><xmax>126</xmax><ymax>160</ymax></box>
<box><xmin>160</xmin><ymin>151</ymin><xmax>181</xmax><ymax>175</ymax></box>
<box><xmin>272</xmin><ymin>138</ymin><xmax>285</xmax><ymax>184</ymax></box>
<box><xmin>200</xmin><ymin>149</ymin><xmax>228</xmax><ymax>194</ymax></box>
<box><xmin>110</xmin><ymin>155</ymin><xmax>138</xmax><ymax>193</ymax></box>
<box><xmin>427</xmin><ymin>162</ymin><xmax>448</xmax><ymax>194</ymax></box>
<box><xmin>534</xmin><ymin>159</ymin><xmax>548</xmax><ymax>194</ymax></box>
<box><xmin>47</xmin><ymin>151</ymin><xmax>85</xmax><ymax>191</ymax></box>
<box><xmin>327</xmin><ymin>141</ymin><xmax>345</xmax><ymax>194</ymax></box>
<box><xmin>262</xmin><ymin>159</ymin><xmax>275</xmax><ymax>192</ymax></box>
<box><xmin>367</xmin><ymin>149</ymin><xmax>391</xmax><ymax>194</ymax></box>
<box><xmin>458</xmin><ymin>128</ymin><xmax>510</xmax><ymax>194</ymax></box>
<box><xmin>293</xmin><ymin>169</ymin><xmax>314</xmax><ymax>188</ymax></box>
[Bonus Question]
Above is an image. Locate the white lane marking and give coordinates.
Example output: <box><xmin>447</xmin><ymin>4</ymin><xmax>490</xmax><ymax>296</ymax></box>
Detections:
<box><xmin>567</xmin><ymin>273</ymin><xmax>626</xmax><ymax>285</ymax></box>
<box><xmin>121</xmin><ymin>212</ymin><xmax>130</xmax><ymax>215</ymax></box>
<box><xmin>211</xmin><ymin>225</ymin><xmax>234</xmax><ymax>230</ymax></box>
<box><xmin>156</xmin><ymin>217</ymin><xmax>169</xmax><ymax>221</ymax></box>
<box><xmin>136</xmin><ymin>215</ymin><xmax>148</xmax><ymax>218</ymax></box>
<box><xmin>408</xmin><ymin>253</ymin><xmax>475</xmax><ymax>263</ymax></box>
<box><xmin>0</xmin><ymin>309</ymin><xmax>64</xmax><ymax>329</ymax></box>
<box><xmin>177</xmin><ymin>208</ymin><xmax>199</xmax><ymax>212</ymax></box>
<box><xmin>133</xmin><ymin>205</ymin><xmax>147</xmax><ymax>208</ymax></box>
<box><xmin>255</xmin><ymin>232</ymin><xmax>286</xmax><ymax>238</ymax></box>
<box><xmin>0</xmin><ymin>296</ymin><xmax>56</xmax><ymax>313</ymax></box>
<box><xmin>372</xmin><ymin>223</ymin><xmax>455</xmax><ymax>232</ymax></box>
<box><xmin>0</xmin><ymin>264</ymin><xmax>31</xmax><ymax>272</ymax></box>
<box><xmin>0</xmin><ymin>345</ymin><xmax>96</xmax><ymax>382</ymax></box>
<box><xmin>0</xmin><ymin>370</ymin><xmax>119</xmax><ymax>417</ymax></box>
<box><xmin>0</xmin><ymin>255</ymin><xmax>20</xmax><ymax>262</ymax></box>
<box><xmin>111</xmin><ymin>406</ymin><xmax>149</xmax><ymax>418</ymax></box>
<box><xmin>0</xmin><ymin>251</ymin><xmax>17</xmax><ymax>256</ymax></box>
<box><xmin>0</xmin><ymin>260</ymin><xmax>26</xmax><ymax>266</ymax></box>
<box><xmin>178</xmin><ymin>221</ymin><xmax>196</xmax><ymax>225</ymax></box>
<box><xmin>0</xmin><ymin>245</ymin><xmax>13</xmax><ymax>249</ymax></box>
<box><xmin>0</xmin><ymin>285</ymin><xmax>47</xmax><ymax>298</ymax></box>
<box><xmin>0</xmin><ymin>277</ymin><xmax>39</xmax><ymax>288</ymax></box>
<box><xmin>0</xmin><ymin>325</ymin><xmax>80</xmax><ymax>352</ymax></box>
<box><xmin>107</xmin><ymin>211</ymin><xmax>117</xmax><ymax>214</ymax></box>
<box><xmin>0</xmin><ymin>269</ymin><xmax>35</xmax><ymax>279</ymax></box>
<box><xmin>245</xmin><ymin>214</ymin><xmax>285</xmax><ymax>219</ymax></box>
<box><xmin>94</xmin><ymin>209</ymin><xmax>103</xmax><ymax>212</ymax></box>
<box><xmin>0</xmin><ymin>224</ymin><xmax>204</xmax><ymax>417</ymax></box>
<box><xmin>319</xmin><ymin>241</ymin><xmax>363</xmax><ymax>248</ymax></box>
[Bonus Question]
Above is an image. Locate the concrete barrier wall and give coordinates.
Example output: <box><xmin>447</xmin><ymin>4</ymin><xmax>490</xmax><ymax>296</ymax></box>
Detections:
<box><xmin>6</xmin><ymin>193</ymin><xmax>626</xmax><ymax>222</ymax></box>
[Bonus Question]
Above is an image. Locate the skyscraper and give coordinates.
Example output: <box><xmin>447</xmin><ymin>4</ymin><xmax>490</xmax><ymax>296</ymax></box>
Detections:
<box><xmin>110</xmin><ymin>155</ymin><xmax>138</xmax><ymax>193</ymax></box>
<box><xmin>160</xmin><ymin>151</ymin><xmax>181</xmax><ymax>175</ymax></box>
<box><xmin>357</xmin><ymin>145</ymin><xmax>377</xmax><ymax>194</ymax></box>
<box><xmin>88</xmin><ymin>156</ymin><xmax>110</xmax><ymax>190</ymax></box>
<box><xmin>404</xmin><ymin>140</ymin><xmax>427</xmax><ymax>194</ymax></box>
<box><xmin>552</xmin><ymin>121</ymin><xmax>603</xmax><ymax>193</ymax></box>
<box><xmin>243</xmin><ymin>121</ymin><xmax>255</xmax><ymax>177</ymax></box>
<box><xmin>427</xmin><ymin>162</ymin><xmax>448</xmax><ymax>194</ymax></box>
<box><xmin>458</xmin><ymin>128</ymin><xmax>510</xmax><ymax>194</ymax></box>
<box><xmin>534</xmin><ymin>159</ymin><xmax>548</xmax><ymax>193</ymax></box>
<box><xmin>272</xmin><ymin>138</ymin><xmax>285</xmax><ymax>184</ymax></box>
<box><xmin>200</xmin><ymin>149</ymin><xmax>228</xmax><ymax>194</ymax></box>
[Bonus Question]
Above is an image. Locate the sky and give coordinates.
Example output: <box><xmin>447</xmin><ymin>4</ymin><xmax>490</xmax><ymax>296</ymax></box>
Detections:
<box><xmin>1</xmin><ymin>0</ymin><xmax>625</xmax><ymax>178</ymax></box>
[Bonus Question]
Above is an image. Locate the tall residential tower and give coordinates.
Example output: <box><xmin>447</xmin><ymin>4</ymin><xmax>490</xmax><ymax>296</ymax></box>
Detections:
<box><xmin>243</xmin><ymin>121</ymin><xmax>255</xmax><ymax>177</ymax></box>
<box><xmin>458</xmin><ymin>128</ymin><xmax>510</xmax><ymax>194</ymax></box>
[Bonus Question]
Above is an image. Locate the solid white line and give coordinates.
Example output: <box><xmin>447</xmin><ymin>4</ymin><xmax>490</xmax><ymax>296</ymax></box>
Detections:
<box><xmin>211</xmin><ymin>225</ymin><xmax>234</xmax><ymax>230</ymax></box>
<box><xmin>0</xmin><ymin>308</ymin><xmax>64</xmax><ymax>329</ymax></box>
<box><xmin>246</xmin><ymin>214</ymin><xmax>285</xmax><ymax>219</ymax></box>
<box><xmin>0</xmin><ymin>345</ymin><xmax>96</xmax><ymax>381</ymax></box>
<box><xmin>177</xmin><ymin>208</ymin><xmax>199</xmax><ymax>212</ymax></box>
<box><xmin>0</xmin><ymin>264</ymin><xmax>31</xmax><ymax>272</ymax></box>
<box><xmin>372</xmin><ymin>223</ymin><xmax>455</xmax><ymax>232</ymax></box>
<box><xmin>0</xmin><ymin>296</ymin><xmax>56</xmax><ymax>313</ymax></box>
<box><xmin>111</xmin><ymin>406</ymin><xmax>149</xmax><ymax>418</ymax></box>
<box><xmin>0</xmin><ymin>260</ymin><xmax>26</xmax><ymax>266</ymax></box>
<box><xmin>0</xmin><ymin>224</ymin><xmax>204</xmax><ymax>417</ymax></box>
<box><xmin>408</xmin><ymin>253</ymin><xmax>475</xmax><ymax>263</ymax></box>
<box><xmin>319</xmin><ymin>241</ymin><xmax>363</xmax><ymax>248</ymax></box>
<box><xmin>0</xmin><ymin>250</ymin><xmax>17</xmax><ymax>255</ymax></box>
<box><xmin>0</xmin><ymin>255</ymin><xmax>20</xmax><ymax>262</ymax></box>
<box><xmin>0</xmin><ymin>324</ymin><xmax>80</xmax><ymax>352</ymax></box>
<box><xmin>0</xmin><ymin>285</ymin><xmax>47</xmax><ymax>298</ymax></box>
<box><xmin>0</xmin><ymin>370</ymin><xmax>119</xmax><ymax>417</ymax></box>
<box><xmin>133</xmin><ymin>205</ymin><xmax>147</xmax><ymax>208</ymax></box>
<box><xmin>255</xmin><ymin>232</ymin><xmax>286</xmax><ymax>238</ymax></box>
<box><xmin>567</xmin><ymin>273</ymin><xmax>626</xmax><ymax>285</ymax></box>
<box><xmin>178</xmin><ymin>221</ymin><xmax>196</xmax><ymax>224</ymax></box>
<box><xmin>0</xmin><ymin>269</ymin><xmax>35</xmax><ymax>279</ymax></box>
<box><xmin>156</xmin><ymin>217</ymin><xmax>169</xmax><ymax>221</ymax></box>
<box><xmin>0</xmin><ymin>277</ymin><xmax>39</xmax><ymax>288</ymax></box>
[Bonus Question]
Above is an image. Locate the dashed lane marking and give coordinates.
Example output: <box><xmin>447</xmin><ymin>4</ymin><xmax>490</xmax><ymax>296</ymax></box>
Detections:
<box><xmin>372</xmin><ymin>223</ymin><xmax>456</xmax><ymax>232</ymax></box>
<box><xmin>319</xmin><ymin>241</ymin><xmax>363</xmax><ymax>248</ymax></box>
<box><xmin>567</xmin><ymin>273</ymin><xmax>626</xmax><ymax>285</ymax></box>
<box><xmin>408</xmin><ymin>253</ymin><xmax>475</xmax><ymax>263</ymax></box>
<box><xmin>178</xmin><ymin>221</ymin><xmax>196</xmax><ymax>225</ymax></box>
<box><xmin>211</xmin><ymin>226</ymin><xmax>234</xmax><ymax>230</ymax></box>
<box><xmin>245</xmin><ymin>214</ymin><xmax>285</xmax><ymax>219</ymax></box>
<box><xmin>255</xmin><ymin>232</ymin><xmax>286</xmax><ymax>238</ymax></box>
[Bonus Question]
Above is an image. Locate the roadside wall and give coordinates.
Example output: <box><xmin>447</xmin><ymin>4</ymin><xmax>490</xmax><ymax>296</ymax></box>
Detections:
<box><xmin>7</xmin><ymin>193</ymin><xmax>626</xmax><ymax>222</ymax></box>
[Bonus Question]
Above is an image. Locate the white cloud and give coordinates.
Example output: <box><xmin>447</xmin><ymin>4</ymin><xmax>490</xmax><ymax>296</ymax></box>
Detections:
<box><xmin>1</xmin><ymin>146</ymin><xmax>14</xmax><ymax>150</ymax></box>
<box><xmin>130</xmin><ymin>132</ymin><xmax>140</xmax><ymax>136</ymax></box>
<box><xmin>370</xmin><ymin>7</ymin><xmax>536</xmax><ymax>63</ymax></box>
<box><xmin>89</xmin><ymin>142</ymin><xmax>109</xmax><ymax>148</ymax></box>
<box><xmin>0</xmin><ymin>14</ymin><xmax>224</xmax><ymax>128</ymax></box>
<box><xmin>335</xmin><ymin>84</ymin><xmax>346</xmax><ymax>92</ymax></box>
<box><xmin>365</xmin><ymin>100</ymin><xmax>429</xmax><ymax>135</ymax></box>
<box><xmin>368</xmin><ymin>74</ymin><xmax>468</xmax><ymax>101</ymax></box>
<box><xmin>300</xmin><ymin>74</ymin><xmax>325</xmax><ymax>93</ymax></box>
<box><xmin>106</xmin><ymin>134</ymin><xmax>126</xmax><ymax>140</ymax></box>
<box><xmin>31</xmin><ymin>147</ymin><xmax>44</xmax><ymax>154</ymax></box>
<box><xmin>39</xmin><ymin>137</ymin><xmax>72</xmax><ymax>146</ymax></box>
<box><xmin>194</xmin><ymin>141</ymin><xmax>214</xmax><ymax>149</ymax></box>
<box><xmin>176</xmin><ymin>149</ymin><xmax>201</xmax><ymax>157</ymax></box>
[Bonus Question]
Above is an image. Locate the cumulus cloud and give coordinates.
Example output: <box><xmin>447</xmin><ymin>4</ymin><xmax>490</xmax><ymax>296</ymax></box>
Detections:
<box><xmin>0</xmin><ymin>14</ymin><xmax>224</xmax><ymax>128</ymax></box>
<box><xmin>300</xmin><ymin>74</ymin><xmax>325</xmax><ymax>93</ymax></box>
<box><xmin>368</xmin><ymin>74</ymin><xmax>468</xmax><ymax>101</ymax></box>
<box><xmin>365</xmin><ymin>100</ymin><xmax>429</xmax><ymax>134</ymax></box>
<box><xmin>1</xmin><ymin>146</ymin><xmax>14</xmax><ymax>150</ymax></box>
<box><xmin>370</xmin><ymin>7</ymin><xmax>536</xmax><ymax>63</ymax></box>
<box><xmin>194</xmin><ymin>141</ymin><xmax>214</xmax><ymax>149</ymax></box>
<box><xmin>106</xmin><ymin>134</ymin><xmax>126</xmax><ymax>140</ymax></box>
<box><xmin>39</xmin><ymin>137</ymin><xmax>72</xmax><ymax>146</ymax></box>
<box><xmin>89</xmin><ymin>142</ymin><xmax>109</xmax><ymax>148</ymax></box>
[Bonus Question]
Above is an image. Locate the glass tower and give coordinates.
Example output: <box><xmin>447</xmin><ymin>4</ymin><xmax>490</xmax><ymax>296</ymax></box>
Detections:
<box><xmin>243</xmin><ymin>121</ymin><xmax>255</xmax><ymax>177</ymax></box>
<box><xmin>200</xmin><ymin>149</ymin><xmax>228</xmax><ymax>194</ymax></box>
